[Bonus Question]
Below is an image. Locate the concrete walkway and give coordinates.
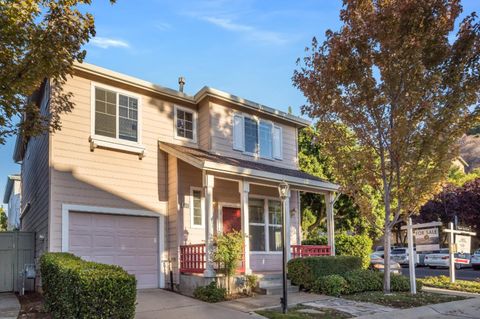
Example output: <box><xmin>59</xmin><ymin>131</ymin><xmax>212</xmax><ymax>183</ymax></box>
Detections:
<box><xmin>135</xmin><ymin>289</ymin><xmax>257</xmax><ymax>319</ymax></box>
<box><xmin>0</xmin><ymin>293</ymin><xmax>20</xmax><ymax>319</ymax></box>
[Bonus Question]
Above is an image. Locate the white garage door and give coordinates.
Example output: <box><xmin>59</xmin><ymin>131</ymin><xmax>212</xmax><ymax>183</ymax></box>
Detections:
<box><xmin>69</xmin><ymin>212</ymin><xmax>159</xmax><ymax>289</ymax></box>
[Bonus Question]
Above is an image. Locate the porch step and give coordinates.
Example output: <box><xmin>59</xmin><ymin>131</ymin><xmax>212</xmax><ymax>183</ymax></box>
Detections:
<box><xmin>254</xmin><ymin>273</ymin><xmax>299</xmax><ymax>295</ymax></box>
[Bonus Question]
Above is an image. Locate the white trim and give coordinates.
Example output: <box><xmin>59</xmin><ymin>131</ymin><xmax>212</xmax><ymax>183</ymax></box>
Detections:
<box><xmin>90</xmin><ymin>82</ymin><xmax>144</xmax><ymax>157</ymax></box>
<box><xmin>61</xmin><ymin>203</ymin><xmax>165</xmax><ymax>288</ymax></box>
<box><xmin>217</xmin><ymin>202</ymin><xmax>241</xmax><ymax>234</ymax></box>
<box><xmin>248</xmin><ymin>195</ymin><xmax>283</xmax><ymax>254</ymax></box>
<box><xmin>174</xmin><ymin>104</ymin><xmax>198</xmax><ymax>143</ymax></box>
<box><xmin>190</xmin><ymin>186</ymin><xmax>205</xmax><ymax>228</ymax></box>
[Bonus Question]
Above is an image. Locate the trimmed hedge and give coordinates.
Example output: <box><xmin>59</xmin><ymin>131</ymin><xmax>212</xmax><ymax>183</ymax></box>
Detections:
<box><xmin>313</xmin><ymin>275</ymin><xmax>347</xmax><ymax>296</ymax></box>
<box><xmin>40</xmin><ymin>253</ymin><xmax>136</xmax><ymax>319</ymax></box>
<box><xmin>343</xmin><ymin>269</ymin><xmax>383</xmax><ymax>294</ymax></box>
<box><xmin>420</xmin><ymin>275</ymin><xmax>478</xmax><ymax>293</ymax></box>
<box><xmin>287</xmin><ymin>256</ymin><xmax>362</xmax><ymax>290</ymax></box>
<box><xmin>302</xmin><ymin>233</ymin><xmax>372</xmax><ymax>269</ymax></box>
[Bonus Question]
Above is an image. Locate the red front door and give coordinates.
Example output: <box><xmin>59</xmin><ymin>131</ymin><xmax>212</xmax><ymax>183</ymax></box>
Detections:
<box><xmin>222</xmin><ymin>207</ymin><xmax>241</xmax><ymax>233</ymax></box>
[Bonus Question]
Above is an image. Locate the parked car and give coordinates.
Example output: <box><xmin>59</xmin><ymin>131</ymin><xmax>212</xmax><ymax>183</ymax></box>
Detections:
<box><xmin>471</xmin><ymin>249</ymin><xmax>480</xmax><ymax>270</ymax></box>
<box><xmin>417</xmin><ymin>250</ymin><xmax>433</xmax><ymax>267</ymax></box>
<box><xmin>374</xmin><ymin>245</ymin><xmax>398</xmax><ymax>258</ymax></box>
<box><xmin>369</xmin><ymin>253</ymin><xmax>402</xmax><ymax>274</ymax></box>
<box><xmin>390</xmin><ymin>248</ymin><xmax>418</xmax><ymax>267</ymax></box>
<box><xmin>424</xmin><ymin>249</ymin><xmax>471</xmax><ymax>269</ymax></box>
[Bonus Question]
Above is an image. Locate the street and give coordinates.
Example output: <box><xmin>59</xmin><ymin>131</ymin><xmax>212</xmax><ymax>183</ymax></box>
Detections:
<box><xmin>401</xmin><ymin>266</ymin><xmax>480</xmax><ymax>281</ymax></box>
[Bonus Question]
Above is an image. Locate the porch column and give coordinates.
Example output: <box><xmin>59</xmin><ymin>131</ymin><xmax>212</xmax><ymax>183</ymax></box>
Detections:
<box><xmin>326</xmin><ymin>192</ymin><xmax>335</xmax><ymax>256</ymax></box>
<box><xmin>285</xmin><ymin>190</ymin><xmax>292</xmax><ymax>261</ymax></box>
<box><xmin>203</xmin><ymin>173</ymin><xmax>216</xmax><ymax>277</ymax></box>
<box><xmin>239</xmin><ymin>180</ymin><xmax>252</xmax><ymax>275</ymax></box>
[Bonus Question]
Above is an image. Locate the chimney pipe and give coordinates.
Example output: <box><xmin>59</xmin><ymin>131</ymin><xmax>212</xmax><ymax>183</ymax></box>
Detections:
<box><xmin>178</xmin><ymin>77</ymin><xmax>185</xmax><ymax>93</ymax></box>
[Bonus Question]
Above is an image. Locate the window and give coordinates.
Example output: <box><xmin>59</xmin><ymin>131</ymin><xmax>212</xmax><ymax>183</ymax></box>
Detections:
<box><xmin>233</xmin><ymin>114</ymin><xmax>283</xmax><ymax>160</ymax></box>
<box><xmin>175</xmin><ymin>105</ymin><xmax>196</xmax><ymax>142</ymax></box>
<box><xmin>94</xmin><ymin>86</ymin><xmax>139</xmax><ymax>142</ymax></box>
<box><xmin>191</xmin><ymin>188</ymin><xmax>203</xmax><ymax>227</ymax></box>
<box><xmin>249</xmin><ymin>198</ymin><xmax>282</xmax><ymax>252</ymax></box>
<box><xmin>244</xmin><ymin>117</ymin><xmax>258</xmax><ymax>154</ymax></box>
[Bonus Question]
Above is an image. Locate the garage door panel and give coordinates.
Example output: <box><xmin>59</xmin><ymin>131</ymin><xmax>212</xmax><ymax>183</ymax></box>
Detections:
<box><xmin>69</xmin><ymin>212</ymin><xmax>159</xmax><ymax>289</ymax></box>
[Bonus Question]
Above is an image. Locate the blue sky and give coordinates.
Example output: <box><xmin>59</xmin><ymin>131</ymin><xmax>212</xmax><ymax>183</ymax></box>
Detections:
<box><xmin>1</xmin><ymin>0</ymin><xmax>479</xmax><ymax>210</ymax></box>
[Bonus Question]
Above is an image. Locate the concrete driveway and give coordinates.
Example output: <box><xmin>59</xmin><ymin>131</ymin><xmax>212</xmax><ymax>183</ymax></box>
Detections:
<box><xmin>135</xmin><ymin>289</ymin><xmax>255</xmax><ymax>319</ymax></box>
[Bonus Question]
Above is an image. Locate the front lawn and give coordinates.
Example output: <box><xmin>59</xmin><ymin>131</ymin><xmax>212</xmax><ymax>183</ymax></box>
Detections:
<box><xmin>256</xmin><ymin>306</ymin><xmax>352</xmax><ymax>319</ymax></box>
<box><xmin>343</xmin><ymin>291</ymin><xmax>466</xmax><ymax>308</ymax></box>
<box><xmin>419</xmin><ymin>275</ymin><xmax>480</xmax><ymax>294</ymax></box>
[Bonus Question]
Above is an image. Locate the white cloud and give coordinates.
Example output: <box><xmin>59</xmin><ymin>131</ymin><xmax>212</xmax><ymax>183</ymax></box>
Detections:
<box><xmin>154</xmin><ymin>22</ymin><xmax>172</xmax><ymax>31</ymax></box>
<box><xmin>90</xmin><ymin>37</ymin><xmax>129</xmax><ymax>49</ymax></box>
<box><xmin>201</xmin><ymin>16</ymin><xmax>289</xmax><ymax>45</ymax></box>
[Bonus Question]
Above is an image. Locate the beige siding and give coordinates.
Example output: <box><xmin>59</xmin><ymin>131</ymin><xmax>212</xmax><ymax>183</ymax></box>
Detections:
<box><xmin>49</xmin><ymin>72</ymin><xmax>195</xmax><ymax>252</ymax></box>
<box><xmin>209</xmin><ymin>100</ymin><xmax>299</xmax><ymax>169</ymax></box>
<box><xmin>198</xmin><ymin>99</ymin><xmax>211</xmax><ymax>150</ymax></box>
<box><xmin>167</xmin><ymin>154</ymin><xmax>179</xmax><ymax>284</ymax></box>
<box><xmin>20</xmin><ymin>130</ymin><xmax>50</xmax><ymax>260</ymax></box>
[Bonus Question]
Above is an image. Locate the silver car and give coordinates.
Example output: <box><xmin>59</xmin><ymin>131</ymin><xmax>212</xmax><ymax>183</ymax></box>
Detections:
<box><xmin>470</xmin><ymin>249</ymin><xmax>480</xmax><ymax>270</ymax></box>
<box><xmin>390</xmin><ymin>248</ymin><xmax>418</xmax><ymax>267</ymax></box>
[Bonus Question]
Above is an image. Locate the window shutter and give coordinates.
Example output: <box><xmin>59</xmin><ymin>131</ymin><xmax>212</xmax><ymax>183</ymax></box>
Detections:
<box><xmin>233</xmin><ymin>114</ymin><xmax>244</xmax><ymax>151</ymax></box>
<box><xmin>273</xmin><ymin>126</ymin><xmax>283</xmax><ymax>159</ymax></box>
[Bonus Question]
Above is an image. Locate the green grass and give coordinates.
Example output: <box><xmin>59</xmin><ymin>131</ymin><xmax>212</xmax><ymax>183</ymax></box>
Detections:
<box><xmin>256</xmin><ymin>306</ymin><xmax>352</xmax><ymax>319</ymax></box>
<box><xmin>419</xmin><ymin>275</ymin><xmax>480</xmax><ymax>294</ymax></box>
<box><xmin>343</xmin><ymin>291</ymin><xmax>466</xmax><ymax>308</ymax></box>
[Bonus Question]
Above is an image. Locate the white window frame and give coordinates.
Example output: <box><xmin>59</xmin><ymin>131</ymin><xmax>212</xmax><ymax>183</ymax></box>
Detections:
<box><xmin>248</xmin><ymin>195</ymin><xmax>283</xmax><ymax>254</ymax></box>
<box><xmin>190</xmin><ymin>187</ymin><xmax>204</xmax><ymax>228</ymax></box>
<box><xmin>174</xmin><ymin>105</ymin><xmax>198</xmax><ymax>143</ymax></box>
<box><xmin>233</xmin><ymin>112</ymin><xmax>282</xmax><ymax>161</ymax></box>
<box><xmin>90</xmin><ymin>82</ymin><xmax>144</xmax><ymax>155</ymax></box>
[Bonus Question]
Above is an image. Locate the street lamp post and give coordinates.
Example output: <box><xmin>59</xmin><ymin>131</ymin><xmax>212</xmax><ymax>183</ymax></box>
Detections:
<box><xmin>278</xmin><ymin>181</ymin><xmax>290</xmax><ymax>314</ymax></box>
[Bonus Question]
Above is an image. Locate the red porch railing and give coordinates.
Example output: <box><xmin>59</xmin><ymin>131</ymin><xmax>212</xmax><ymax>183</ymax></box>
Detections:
<box><xmin>291</xmin><ymin>245</ymin><xmax>331</xmax><ymax>258</ymax></box>
<box><xmin>180</xmin><ymin>244</ymin><xmax>245</xmax><ymax>274</ymax></box>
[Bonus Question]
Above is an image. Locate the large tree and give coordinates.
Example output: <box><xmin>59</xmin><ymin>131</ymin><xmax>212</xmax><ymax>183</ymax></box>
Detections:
<box><xmin>0</xmin><ymin>0</ymin><xmax>114</xmax><ymax>144</ymax></box>
<box><xmin>293</xmin><ymin>0</ymin><xmax>480</xmax><ymax>293</ymax></box>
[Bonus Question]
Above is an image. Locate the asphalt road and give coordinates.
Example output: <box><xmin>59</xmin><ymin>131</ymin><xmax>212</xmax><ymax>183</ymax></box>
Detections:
<box><xmin>401</xmin><ymin>266</ymin><xmax>480</xmax><ymax>281</ymax></box>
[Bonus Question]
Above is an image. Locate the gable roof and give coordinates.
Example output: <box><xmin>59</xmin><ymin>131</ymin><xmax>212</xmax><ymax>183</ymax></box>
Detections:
<box><xmin>3</xmin><ymin>174</ymin><xmax>20</xmax><ymax>204</ymax></box>
<box><xmin>159</xmin><ymin>142</ymin><xmax>339</xmax><ymax>192</ymax></box>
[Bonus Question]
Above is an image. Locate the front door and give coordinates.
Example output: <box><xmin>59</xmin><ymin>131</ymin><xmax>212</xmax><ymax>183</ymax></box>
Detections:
<box><xmin>222</xmin><ymin>207</ymin><xmax>241</xmax><ymax>234</ymax></box>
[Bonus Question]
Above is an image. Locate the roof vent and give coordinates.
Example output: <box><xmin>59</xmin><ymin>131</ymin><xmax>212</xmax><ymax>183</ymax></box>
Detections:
<box><xmin>178</xmin><ymin>76</ymin><xmax>185</xmax><ymax>93</ymax></box>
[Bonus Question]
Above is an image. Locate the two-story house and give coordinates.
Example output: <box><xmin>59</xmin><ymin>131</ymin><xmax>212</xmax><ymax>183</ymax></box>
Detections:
<box><xmin>3</xmin><ymin>174</ymin><xmax>21</xmax><ymax>230</ymax></box>
<box><xmin>14</xmin><ymin>63</ymin><xmax>339</xmax><ymax>293</ymax></box>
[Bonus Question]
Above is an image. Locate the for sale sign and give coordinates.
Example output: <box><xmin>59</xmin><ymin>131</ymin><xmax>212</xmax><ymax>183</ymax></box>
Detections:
<box><xmin>455</xmin><ymin>235</ymin><xmax>471</xmax><ymax>254</ymax></box>
<box><xmin>414</xmin><ymin>227</ymin><xmax>440</xmax><ymax>251</ymax></box>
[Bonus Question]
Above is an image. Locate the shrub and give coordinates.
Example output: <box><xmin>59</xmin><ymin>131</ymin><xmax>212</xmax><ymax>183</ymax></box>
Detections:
<box><xmin>244</xmin><ymin>274</ymin><xmax>258</xmax><ymax>294</ymax></box>
<box><xmin>193</xmin><ymin>281</ymin><xmax>227</xmax><ymax>302</ymax></box>
<box><xmin>343</xmin><ymin>270</ymin><xmax>382</xmax><ymax>294</ymax></box>
<box><xmin>287</xmin><ymin>256</ymin><xmax>362</xmax><ymax>290</ymax></box>
<box><xmin>390</xmin><ymin>274</ymin><xmax>411</xmax><ymax>292</ymax></box>
<box><xmin>313</xmin><ymin>275</ymin><xmax>347</xmax><ymax>296</ymax></box>
<box><xmin>40</xmin><ymin>252</ymin><xmax>136</xmax><ymax>319</ymax></box>
<box><xmin>420</xmin><ymin>275</ymin><xmax>480</xmax><ymax>293</ymax></box>
<box><xmin>214</xmin><ymin>230</ymin><xmax>243</xmax><ymax>293</ymax></box>
<box><xmin>301</xmin><ymin>233</ymin><xmax>372</xmax><ymax>269</ymax></box>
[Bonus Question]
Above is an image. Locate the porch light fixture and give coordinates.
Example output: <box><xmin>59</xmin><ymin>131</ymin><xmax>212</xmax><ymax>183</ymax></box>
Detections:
<box><xmin>278</xmin><ymin>180</ymin><xmax>289</xmax><ymax>314</ymax></box>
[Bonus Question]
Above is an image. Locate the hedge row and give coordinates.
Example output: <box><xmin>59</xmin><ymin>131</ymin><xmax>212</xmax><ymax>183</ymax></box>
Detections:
<box><xmin>287</xmin><ymin>256</ymin><xmax>363</xmax><ymax>290</ymax></box>
<box><xmin>40</xmin><ymin>253</ymin><xmax>136</xmax><ymax>319</ymax></box>
<box><xmin>313</xmin><ymin>270</ymin><xmax>423</xmax><ymax>296</ymax></box>
<box><xmin>302</xmin><ymin>233</ymin><xmax>373</xmax><ymax>269</ymax></box>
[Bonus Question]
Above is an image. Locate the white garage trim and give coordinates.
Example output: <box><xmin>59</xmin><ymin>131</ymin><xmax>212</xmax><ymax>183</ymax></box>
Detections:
<box><xmin>61</xmin><ymin>203</ymin><xmax>165</xmax><ymax>288</ymax></box>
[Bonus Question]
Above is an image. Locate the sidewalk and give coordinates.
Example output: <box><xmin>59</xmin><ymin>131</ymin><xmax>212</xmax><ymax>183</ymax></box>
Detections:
<box><xmin>0</xmin><ymin>293</ymin><xmax>20</xmax><ymax>319</ymax></box>
<box><xmin>355</xmin><ymin>297</ymin><xmax>480</xmax><ymax>319</ymax></box>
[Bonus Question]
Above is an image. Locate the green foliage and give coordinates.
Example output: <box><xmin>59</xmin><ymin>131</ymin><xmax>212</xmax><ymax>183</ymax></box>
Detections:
<box><xmin>390</xmin><ymin>273</ymin><xmax>416</xmax><ymax>292</ymax></box>
<box><xmin>193</xmin><ymin>281</ymin><xmax>226</xmax><ymax>303</ymax></box>
<box><xmin>214</xmin><ymin>231</ymin><xmax>244</xmax><ymax>278</ymax></box>
<box><xmin>313</xmin><ymin>275</ymin><xmax>347</xmax><ymax>296</ymax></box>
<box><xmin>0</xmin><ymin>0</ymin><xmax>115</xmax><ymax>144</ymax></box>
<box><xmin>420</xmin><ymin>275</ymin><xmax>480</xmax><ymax>294</ymax></box>
<box><xmin>244</xmin><ymin>274</ymin><xmax>258</xmax><ymax>293</ymax></box>
<box><xmin>342</xmin><ymin>270</ymin><xmax>383</xmax><ymax>294</ymax></box>
<box><xmin>301</xmin><ymin>233</ymin><xmax>372</xmax><ymax>269</ymax></box>
<box><xmin>287</xmin><ymin>256</ymin><xmax>362</xmax><ymax>290</ymax></box>
<box><xmin>40</xmin><ymin>252</ymin><xmax>136</xmax><ymax>319</ymax></box>
<box><xmin>447</xmin><ymin>166</ymin><xmax>480</xmax><ymax>187</ymax></box>
<box><xmin>0</xmin><ymin>207</ymin><xmax>7</xmax><ymax>231</ymax></box>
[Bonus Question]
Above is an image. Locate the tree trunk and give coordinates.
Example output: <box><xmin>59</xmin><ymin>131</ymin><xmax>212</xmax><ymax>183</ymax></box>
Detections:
<box><xmin>383</xmin><ymin>227</ymin><xmax>392</xmax><ymax>294</ymax></box>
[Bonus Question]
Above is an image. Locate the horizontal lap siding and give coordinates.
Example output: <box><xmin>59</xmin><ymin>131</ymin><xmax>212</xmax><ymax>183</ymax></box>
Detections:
<box><xmin>50</xmin><ymin>73</ymin><xmax>195</xmax><ymax>252</ymax></box>
<box><xmin>209</xmin><ymin>101</ymin><xmax>299</xmax><ymax>170</ymax></box>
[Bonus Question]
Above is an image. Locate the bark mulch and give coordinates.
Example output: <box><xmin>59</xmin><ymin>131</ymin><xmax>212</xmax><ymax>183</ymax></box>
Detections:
<box><xmin>17</xmin><ymin>292</ymin><xmax>51</xmax><ymax>319</ymax></box>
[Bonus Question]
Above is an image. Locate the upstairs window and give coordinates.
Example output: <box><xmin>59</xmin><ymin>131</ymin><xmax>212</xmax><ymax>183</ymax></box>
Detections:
<box><xmin>233</xmin><ymin>114</ymin><xmax>283</xmax><ymax>160</ymax></box>
<box><xmin>175</xmin><ymin>105</ymin><xmax>197</xmax><ymax>142</ymax></box>
<box><xmin>94</xmin><ymin>86</ymin><xmax>139</xmax><ymax>142</ymax></box>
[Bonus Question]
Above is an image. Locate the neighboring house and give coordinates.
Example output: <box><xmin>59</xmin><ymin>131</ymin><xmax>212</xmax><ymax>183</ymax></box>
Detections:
<box><xmin>2</xmin><ymin>174</ymin><xmax>21</xmax><ymax>230</ymax></box>
<box><xmin>13</xmin><ymin>63</ymin><xmax>339</xmax><ymax>292</ymax></box>
<box><xmin>460</xmin><ymin>134</ymin><xmax>480</xmax><ymax>172</ymax></box>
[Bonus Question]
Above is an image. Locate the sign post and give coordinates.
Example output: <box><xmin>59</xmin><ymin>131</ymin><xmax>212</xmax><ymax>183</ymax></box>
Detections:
<box><xmin>401</xmin><ymin>220</ymin><xmax>442</xmax><ymax>294</ymax></box>
<box><xmin>444</xmin><ymin>223</ymin><xmax>476</xmax><ymax>283</ymax></box>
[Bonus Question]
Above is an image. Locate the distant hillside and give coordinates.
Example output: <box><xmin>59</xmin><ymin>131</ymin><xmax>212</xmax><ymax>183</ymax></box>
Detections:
<box><xmin>460</xmin><ymin>134</ymin><xmax>480</xmax><ymax>172</ymax></box>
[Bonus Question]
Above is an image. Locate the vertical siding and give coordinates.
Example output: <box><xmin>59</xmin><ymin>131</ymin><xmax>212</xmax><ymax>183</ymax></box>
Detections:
<box><xmin>209</xmin><ymin>100</ymin><xmax>299</xmax><ymax>169</ymax></box>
